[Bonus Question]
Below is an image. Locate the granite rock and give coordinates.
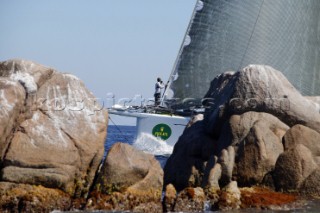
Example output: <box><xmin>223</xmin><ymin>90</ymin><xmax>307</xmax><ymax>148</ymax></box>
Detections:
<box><xmin>0</xmin><ymin>59</ymin><xmax>108</xmax><ymax>197</ymax></box>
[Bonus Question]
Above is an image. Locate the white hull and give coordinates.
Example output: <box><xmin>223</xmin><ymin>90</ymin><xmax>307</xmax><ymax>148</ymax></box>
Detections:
<box><xmin>108</xmin><ymin>109</ymin><xmax>189</xmax><ymax>150</ymax></box>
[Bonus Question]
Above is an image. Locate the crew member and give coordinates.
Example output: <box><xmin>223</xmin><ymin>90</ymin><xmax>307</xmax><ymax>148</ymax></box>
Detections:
<box><xmin>154</xmin><ymin>77</ymin><xmax>165</xmax><ymax>106</ymax></box>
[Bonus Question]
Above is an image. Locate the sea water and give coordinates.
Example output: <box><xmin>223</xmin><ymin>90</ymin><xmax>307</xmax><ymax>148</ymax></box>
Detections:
<box><xmin>105</xmin><ymin>125</ymin><xmax>137</xmax><ymax>153</ymax></box>
<box><xmin>105</xmin><ymin>125</ymin><xmax>169</xmax><ymax>168</ymax></box>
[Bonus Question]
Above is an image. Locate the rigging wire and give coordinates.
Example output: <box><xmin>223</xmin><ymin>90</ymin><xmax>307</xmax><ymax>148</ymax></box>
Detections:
<box><xmin>108</xmin><ymin>115</ymin><xmax>130</xmax><ymax>143</ymax></box>
<box><xmin>238</xmin><ymin>0</ymin><xmax>265</xmax><ymax>71</ymax></box>
<box><xmin>160</xmin><ymin>0</ymin><xmax>200</xmax><ymax>107</ymax></box>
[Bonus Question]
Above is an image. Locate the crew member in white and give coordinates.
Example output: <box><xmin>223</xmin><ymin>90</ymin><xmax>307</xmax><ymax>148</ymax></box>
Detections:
<box><xmin>154</xmin><ymin>77</ymin><xmax>165</xmax><ymax>106</ymax></box>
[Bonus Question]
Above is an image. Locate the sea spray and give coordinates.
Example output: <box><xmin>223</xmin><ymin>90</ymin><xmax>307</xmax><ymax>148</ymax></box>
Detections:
<box><xmin>133</xmin><ymin>132</ymin><xmax>173</xmax><ymax>156</ymax></box>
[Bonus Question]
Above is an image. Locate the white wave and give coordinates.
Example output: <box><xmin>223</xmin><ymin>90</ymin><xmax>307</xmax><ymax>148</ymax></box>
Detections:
<box><xmin>132</xmin><ymin>133</ymin><xmax>173</xmax><ymax>156</ymax></box>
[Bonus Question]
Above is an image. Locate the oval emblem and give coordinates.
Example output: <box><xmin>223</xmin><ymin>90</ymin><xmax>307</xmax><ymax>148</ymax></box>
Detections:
<box><xmin>152</xmin><ymin>123</ymin><xmax>172</xmax><ymax>140</ymax></box>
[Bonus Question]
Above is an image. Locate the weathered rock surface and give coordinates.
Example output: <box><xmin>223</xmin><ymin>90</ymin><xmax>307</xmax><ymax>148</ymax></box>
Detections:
<box><xmin>228</xmin><ymin>112</ymin><xmax>288</xmax><ymax>186</ymax></box>
<box><xmin>205</xmin><ymin>156</ymin><xmax>221</xmax><ymax>189</ymax></box>
<box><xmin>173</xmin><ymin>187</ymin><xmax>205</xmax><ymax>212</ymax></box>
<box><xmin>164</xmin><ymin>65</ymin><xmax>320</xmax><ymax>211</ymax></box>
<box><xmin>164</xmin><ymin>115</ymin><xmax>216</xmax><ymax>191</ymax></box>
<box><xmin>203</xmin><ymin>65</ymin><xmax>320</xmax><ymax>135</ymax></box>
<box><xmin>164</xmin><ymin>111</ymin><xmax>289</xmax><ymax>191</ymax></box>
<box><xmin>94</xmin><ymin>142</ymin><xmax>163</xmax><ymax>195</ymax></box>
<box><xmin>2</xmin><ymin>61</ymin><xmax>318</xmax><ymax>212</ymax></box>
<box><xmin>283</xmin><ymin>124</ymin><xmax>320</xmax><ymax>158</ymax></box>
<box><xmin>0</xmin><ymin>79</ymin><xmax>25</xmax><ymax>160</ymax></box>
<box><xmin>85</xmin><ymin>190</ymin><xmax>163</xmax><ymax>213</ymax></box>
<box><xmin>86</xmin><ymin>142</ymin><xmax>163</xmax><ymax>212</ymax></box>
<box><xmin>273</xmin><ymin>125</ymin><xmax>320</xmax><ymax>192</ymax></box>
<box><xmin>300</xmin><ymin>168</ymin><xmax>320</xmax><ymax>197</ymax></box>
<box><xmin>218</xmin><ymin>146</ymin><xmax>235</xmax><ymax>187</ymax></box>
<box><xmin>240</xmin><ymin>187</ymin><xmax>297</xmax><ymax>210</ymax></box>
<box><xmin>163</xmin><ymin>184</ymin><xmax>177</xmax><ymax>212</ymax></box>
<box><xmin>216</xmin><ymin>181</ymin><xmax>241</xmax><ymax>211</ymax></box>
<box><xmin>0</xmin><ymin>59</ymin><xmax>108</xmax><ymax>197</ymax></box>
<box><xmin>274</xmin><ymin>144</ymin><xmax>317</xmax><ymax>191</ymax></box>
<box><xmin>0</xmin><ymin>182</ymin><xmax>71</xmax><ymax>212</ymax></box>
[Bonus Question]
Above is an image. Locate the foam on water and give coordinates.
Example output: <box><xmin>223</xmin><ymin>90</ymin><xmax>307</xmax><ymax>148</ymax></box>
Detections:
<box><xmin>132</xmin><ymin>133</ymin><xmax>173</xmax><ymax>156</ymax></box>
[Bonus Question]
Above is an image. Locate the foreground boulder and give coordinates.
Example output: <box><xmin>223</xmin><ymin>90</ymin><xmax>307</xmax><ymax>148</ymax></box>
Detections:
<box><xmin>164</xmin><ymin>65</ymin><xmax>320</xmax><ymax>211</ymax></box>
<box><xmin>0</xmin><ymin>59</ymin><xmax>108</xmax><ymax>198</ymax></box>
<box><xmin>87</xmin><ymin>142</ymin><xmax>163</xmax><ymax>212</ymax></box>
<box><xmin>95</xmin><ymin>142</ymin><xmax>163</xmax><ymax>195</ymax></box>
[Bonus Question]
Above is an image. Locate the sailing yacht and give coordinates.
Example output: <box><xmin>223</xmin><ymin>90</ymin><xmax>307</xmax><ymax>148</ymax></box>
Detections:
<box><xmin>108</xmin><ymin>0</ymin><xmax>320</xmax><ymax>153</ymax></box>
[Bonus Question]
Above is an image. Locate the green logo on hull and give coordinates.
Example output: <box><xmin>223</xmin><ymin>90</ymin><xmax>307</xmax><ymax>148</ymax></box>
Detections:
<box><xmin>152</xmin><ymin>123</ymin><xmax>172</xmax><ymax>140</ymax></box>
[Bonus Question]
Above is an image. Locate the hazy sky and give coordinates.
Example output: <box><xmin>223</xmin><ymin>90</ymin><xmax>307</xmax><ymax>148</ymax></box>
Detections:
<box><xmin>0</xmin><ymin>0</ymin><xmax>196</xmax><ymax>125</ymax></box>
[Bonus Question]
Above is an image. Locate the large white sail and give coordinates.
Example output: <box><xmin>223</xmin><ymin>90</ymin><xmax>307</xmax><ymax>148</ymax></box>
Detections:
<box><xmin>109</xmin><ymin>0</ymin><xmax>320</xmax><ymax>153</ymax></box>
<box><xmin>163</xmin><ymin>0</ymin><xmax>320</xmax><ymax>109</ymax></box>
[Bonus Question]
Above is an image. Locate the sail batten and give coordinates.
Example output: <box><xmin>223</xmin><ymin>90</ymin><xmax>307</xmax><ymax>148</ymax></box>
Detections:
<box><xmin>163</xmin><ymin>0</ymin><xmax>320</xmax><ymax>109</ymax></box>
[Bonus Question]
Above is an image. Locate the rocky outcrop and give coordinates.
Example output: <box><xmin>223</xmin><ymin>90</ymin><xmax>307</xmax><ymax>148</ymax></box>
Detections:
<box><xmin>163</xmin><ymin>186</ymin><xmax>205</xmax><ymax>213</ymax></box>
<box><xmin>300</xmin><ymin>169</ymin><xmax>320</xmax><ymax>197</ymax></box>
<box><xmin>86</xmin><ymin>142</ymin><xmax>163</xmax><ymax>212</ymax></box>
<box><xmin>164</xmin><ymin>115</ymin><xmax>216</xmax><ymax>191</ymax></box>
<box><xmin>85</xmin><ymin>190</ymin><xmax>163</xmax><ymax>213</ymax></box>
<box><xmin>164</xmin><ymin>65</ymin><xmax>319</xmax><ymax>211</ymax></box>
<box><xmin>0</xmin><ymin>59</ymin><xmax>166</xmax><ymax>212</ymax></box>
<box><xmin>273</xmin><ymin>144</ymin><xmax>317</xmax><ymax>191</ymax></box>
<box><xmin>240</xmin><ymin>187</ymin><xmax>297</xmax><ymax>210</ymax></box>
<box><xmin>163</xmin><ymin>184</ymin><xmax>177</xmax><ymax>212</ymax></box>
<box><xmin>0</xmin><ymin>182</ymin><xmax>71</xmax><ymax>212</ymax></box>
<box><xmin>282</xmin><ymin>124</ymin><xmax>320</xmax><ymax>159</ymax></box>
<box><xmin>164</xmin><ymin>111</ymin><xmax>289</xmax><ymax>191</ymax></box>
<box><xmin>216</xmin><ymin>181</ymin><xmax>241</xmax><ymax>211</ymax></box>
<box><xmin>94</xmin><ymin>142</ymin><xmax>163</xmax><ymax>195</ymax></box>
<box><xmin>203</xmin><ymin>65</ymin><xmax>320</xmax><ymax>136</ymax></box>
<box><xmin>2</xmin><ymin>60</ymin><xmax>318</xmax><ymax>212</ymax></box>
<box><xmin>227</xmin><ymin>112</ymin><xmax>289</xmax><ymax>186</ymax></box>
<box><xmin>273</xmin><ymin>125</ymin><xmax>320</xmax><ymax>192</ymax></box>
<box><xmin>0</xmin><ymin>59</ymin><xmax>108</xmax><ymax>200</ymax></box>
<box><xmin>0</xmin><ymin>78</ymin><xmax>25</xmax><ymax>160</ymax></box>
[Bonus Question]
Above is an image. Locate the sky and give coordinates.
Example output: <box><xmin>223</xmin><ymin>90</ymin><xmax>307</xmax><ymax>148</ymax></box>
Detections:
<box><xmin>0</xmin><ymin>0</ymin><xmax>196</xmax><ymax>125</ymax></box>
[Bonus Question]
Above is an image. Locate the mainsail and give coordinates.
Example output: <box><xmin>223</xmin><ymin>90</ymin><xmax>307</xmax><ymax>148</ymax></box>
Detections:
<box><xmin>163</xmin><ymin>0</ymin><xmax>320</xmax><ymax>109</ymax></box>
